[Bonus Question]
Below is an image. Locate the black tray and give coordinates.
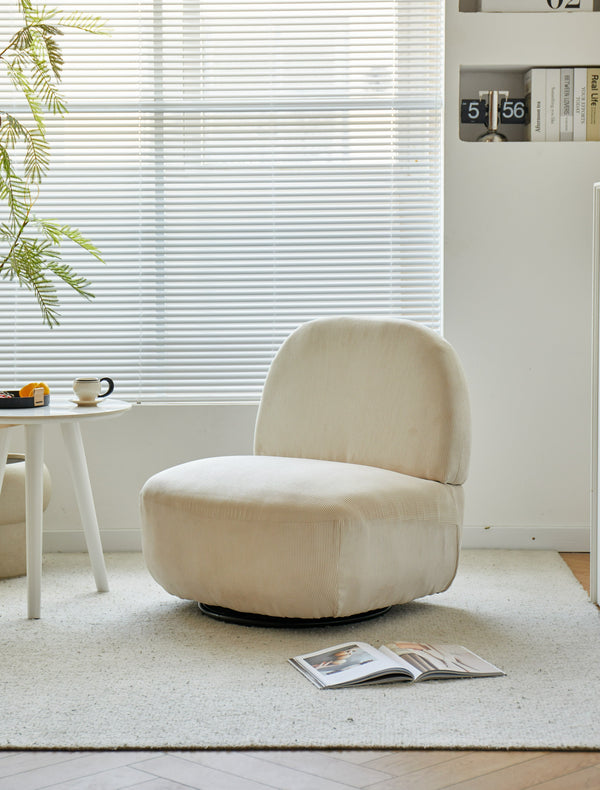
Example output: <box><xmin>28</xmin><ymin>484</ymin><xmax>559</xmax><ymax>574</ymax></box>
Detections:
<box><xmin>0</xmin><ymin>390</ymin><xmax>50</xmax><ymax>409</ymax></box>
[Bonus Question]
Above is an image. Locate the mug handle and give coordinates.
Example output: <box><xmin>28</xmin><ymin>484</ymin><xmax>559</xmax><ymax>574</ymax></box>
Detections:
<box><xmin>98</xmin><ymin>377</ymin><xmax>115</xmax><ymax>398</ymax></box>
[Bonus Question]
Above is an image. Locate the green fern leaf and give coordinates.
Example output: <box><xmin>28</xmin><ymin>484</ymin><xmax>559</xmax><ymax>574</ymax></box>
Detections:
<box><xmin>1</xmin><ymin>0</ymin><xmax>107</xmax><ymax>325</ymax></box>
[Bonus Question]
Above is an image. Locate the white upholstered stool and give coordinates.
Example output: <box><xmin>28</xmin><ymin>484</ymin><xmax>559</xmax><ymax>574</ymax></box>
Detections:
<box><xmin>140</xmin><ymin>316</ymin><xmax>471</xmax><ymax>625</ymax></box>
<box><xmin>0</xmin><ymin>453</ymin><xmax>51</xmax><ymax>580</ymax></box>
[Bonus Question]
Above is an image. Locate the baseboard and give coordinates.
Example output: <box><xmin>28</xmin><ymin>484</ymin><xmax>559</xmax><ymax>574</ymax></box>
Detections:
<box><xmin>462</xmin><ymin>525</ymin><xmax>590</xmax><ymax>551</ymax></box>
<box><xmin>42</xmin><ymin>526</ymin><xmax>591</xmax><ymax>554</ymax></box>
<box><xmin>43</xmin><ymin>529</ymin><xmax>143</xmax><ymax>553</ymax></box>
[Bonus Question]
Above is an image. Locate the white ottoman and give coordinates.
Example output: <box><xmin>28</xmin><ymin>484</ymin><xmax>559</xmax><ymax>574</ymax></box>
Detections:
<box><xmin>0</xmin><ymin>454</ymin><xmax>51</xmax><ymax>580</ymax></box>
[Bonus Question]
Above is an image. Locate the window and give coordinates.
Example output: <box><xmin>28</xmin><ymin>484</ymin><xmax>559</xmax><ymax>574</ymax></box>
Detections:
<box><xmin>0</xmin><ymin>0</ymin><xmax>444</xmax><ymax>402</ymax></box>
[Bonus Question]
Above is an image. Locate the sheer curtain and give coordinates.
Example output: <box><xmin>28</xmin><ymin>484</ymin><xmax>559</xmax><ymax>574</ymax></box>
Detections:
<box><xmin>0</xmin><ymin>0</ymin><xmax>444</xmax><ymax>402</ymax></box>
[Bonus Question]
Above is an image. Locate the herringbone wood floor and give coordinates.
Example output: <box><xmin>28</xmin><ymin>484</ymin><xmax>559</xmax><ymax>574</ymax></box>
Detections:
<box><xmin>1</xmin><ymin>553</ymin><xmax>595</xmax><ymax>790</ymax></box>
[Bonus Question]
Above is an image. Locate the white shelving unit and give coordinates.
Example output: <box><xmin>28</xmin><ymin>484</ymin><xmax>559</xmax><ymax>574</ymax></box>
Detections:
<box><xmin>444</xmin><ymin>1</ymin><xmax>600</xmax><ymax>562</ymax></box>
<box><xmin>449</xmin><ymin>7</ymin><xmax>600</xmax><ymax>142</ymax></box>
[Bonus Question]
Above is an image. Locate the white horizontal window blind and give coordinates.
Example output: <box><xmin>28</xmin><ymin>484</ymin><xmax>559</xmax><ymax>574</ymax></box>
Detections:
<box><xmin>0</xmin><ymin>0</ymin><xmax>443</xmax><ymax>402</ymax></box>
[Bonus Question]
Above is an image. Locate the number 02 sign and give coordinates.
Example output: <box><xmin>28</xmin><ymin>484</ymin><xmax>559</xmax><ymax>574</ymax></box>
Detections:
<box><xmin>479</xmin><ymin>0</ymin><xmax>590</xmax><ymax>9</ymax></box>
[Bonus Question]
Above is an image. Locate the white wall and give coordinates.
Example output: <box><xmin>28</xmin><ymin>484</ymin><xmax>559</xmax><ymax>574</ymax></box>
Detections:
<box><xmin>443</xmin><ymin>148</ymin><xmax>593</xmax><ymax>550</ymax></box>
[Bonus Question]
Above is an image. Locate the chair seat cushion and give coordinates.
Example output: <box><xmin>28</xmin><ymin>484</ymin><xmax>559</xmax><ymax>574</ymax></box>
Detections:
<box><xmin>141</xmin><ymin>455</ymin><xmax>464</xmax><ymax>619</ymax></box>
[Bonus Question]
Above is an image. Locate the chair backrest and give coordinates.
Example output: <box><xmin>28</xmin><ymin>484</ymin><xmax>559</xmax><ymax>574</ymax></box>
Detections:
<box><xmin>254</xmin><ymin>316</ymin><xmax>470</xmax><ymax>485</ymax></box>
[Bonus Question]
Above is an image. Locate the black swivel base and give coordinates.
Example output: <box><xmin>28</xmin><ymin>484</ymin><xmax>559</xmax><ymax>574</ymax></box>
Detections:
<box><xmin>198</xmin><ymin>602</ymin><xmax>391</xmax><ymax>627</ymax></box>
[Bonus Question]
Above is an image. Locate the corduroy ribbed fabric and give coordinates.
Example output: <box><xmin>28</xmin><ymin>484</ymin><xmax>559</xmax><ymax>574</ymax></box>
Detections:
<box><xmin>255</xmin><ymin>317</ymin><xmax>470</xmax><ymax>485</ymax></box>
<box><xmin>140</xmin><ymin>316</ymin><xmax>471</xmax><ymax>619</ymax></box>
<box><xmin>141</xmin><ymin>455</ymin><xmax>463</xmax><ymax>618</ymax></box>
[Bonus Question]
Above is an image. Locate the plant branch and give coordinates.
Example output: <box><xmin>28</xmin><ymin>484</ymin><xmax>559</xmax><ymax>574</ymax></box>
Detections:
<box><xmin>0</xmin><ymin>200</ymin><xmax>34</xmax><ymax>273</ymax></box>
<box><xmin>0</xmin><ymin>0</ymin><xmax>107</xmax><ymax>326</ymax></box>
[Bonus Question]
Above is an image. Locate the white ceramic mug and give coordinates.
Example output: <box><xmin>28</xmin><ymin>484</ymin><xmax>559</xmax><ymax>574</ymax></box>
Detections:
<box><xmin>73</xmin><ymin>376</ymin><xmax>114</xmax><ymax>404</ymax></box>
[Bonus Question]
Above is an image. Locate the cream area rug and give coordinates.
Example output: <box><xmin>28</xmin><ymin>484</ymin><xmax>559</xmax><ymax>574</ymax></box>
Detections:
<box><xmin>0</xmin><ymin>550</ymin><xmax>599</xmax><ymax>750</ymax></box>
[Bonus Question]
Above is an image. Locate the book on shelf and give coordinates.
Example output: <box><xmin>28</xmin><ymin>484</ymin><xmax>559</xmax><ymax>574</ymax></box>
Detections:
<box><xmin>525</xmin><ymin>68</ymin><xmax>546</xmax><ymax>141</ymax></box>
<box><xmin>560</xmin><ymin>68</ymin><xmax>574</xmax><ymax>140</ymax></box>
<box><xmin>478</xmin><ymin>0</ymin><xmax>593</xmax><ymax>10</ymax></box>
<box><xmin>573</xmin><ymin>67</ymin><xmax>588</xmax><ymax>140</ymax></box>
<box><xmin>546</xmin><ymin>68</ymin><xmax>561</xmax><ymax>141</ymax></box>
<box><xmin>588</xmin><ymin>69</ymin><xmax>600</xmax><ymax>140</ymax></box>
<box><xmin>289</xmin><ymin>641</ymin><xmax>505</xmax><ymax>689</ymax></box>
<box><xmin>524</xmin><ymin>67</ymin><xmax>599</xmax><ymax>141</ymax></box>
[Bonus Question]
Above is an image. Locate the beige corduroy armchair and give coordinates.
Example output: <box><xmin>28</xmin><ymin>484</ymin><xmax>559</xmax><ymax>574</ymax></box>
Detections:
<box><xmin>140</xmin><ymin>316</ymin><xmax>471</xmax><ymax>626</ymax></box>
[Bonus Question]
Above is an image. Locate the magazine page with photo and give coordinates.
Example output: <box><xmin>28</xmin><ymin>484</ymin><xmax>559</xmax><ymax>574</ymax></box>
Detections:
<box><xmin>379</xmin><ymin>642</ymin><xmax>505</xmax><ymax>680</ymax></box>
<box><xmin>290</xmin><ymin>642</ymin><xmax>413</xmax><ymax>689</ymax></box>
<box><xmin>289</xmin><ymin>641</ymin><xmax>504</xmax><ymax>689</ymax></box>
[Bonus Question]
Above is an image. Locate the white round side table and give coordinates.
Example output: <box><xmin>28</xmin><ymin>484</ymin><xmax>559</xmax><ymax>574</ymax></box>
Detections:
<box><xmin>0</xmin><ymin>398</ymin><xmax>132</xmax><ymax>618</ymax></box>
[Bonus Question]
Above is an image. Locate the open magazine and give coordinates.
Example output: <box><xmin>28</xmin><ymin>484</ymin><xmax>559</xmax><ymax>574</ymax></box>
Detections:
<box><xmin>289</xmin><ymin>641</ymin><xmax>505</xmax><ymax>689</ymax></box>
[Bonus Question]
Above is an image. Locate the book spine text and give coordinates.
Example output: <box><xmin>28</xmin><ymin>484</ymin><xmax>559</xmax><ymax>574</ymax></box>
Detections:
<box><xmin>525</xmin><ymin>69</ymin><xmax>546</xmax><ymax>142</ymax></box>
<box><xmin>546</xmin><ymin>69</ymin><xmax>561</xmax><ymax>141</ymax></box>
<box><xmin>560</xmin><ymin>68</ymin><xmax>574</xmax><ymax>141</ymax></box>
<box><xmin>587</xmin><ymin>69</ymin><xmax>600</xmax><ymax>141</ymax></box>
<box><xmin>573</xmin><ymin>68</ymin><xmax>587</xmax><ymax>141</ymax></box>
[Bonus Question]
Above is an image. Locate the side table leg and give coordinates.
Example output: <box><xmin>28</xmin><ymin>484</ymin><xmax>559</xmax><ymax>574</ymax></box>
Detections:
<box><xmin>61</xmin><ymin>422</ymin><xmax>109</xmax><ymax>593</ymax></box>
<box><xmin>25</xmin><ymin>424</ymin><xmax>44</xmax><ymax>620</ymax></box>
